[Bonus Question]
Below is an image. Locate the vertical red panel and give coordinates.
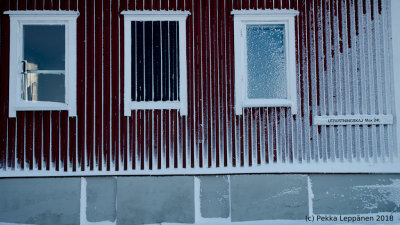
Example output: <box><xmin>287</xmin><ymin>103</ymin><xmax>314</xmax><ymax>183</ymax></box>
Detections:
<box><xmin>287</xmin><ymin>109</ymin><xmax>293</xmax><ymax>162</ymax></box>
<box><xmin>43</xmin><ymin>112</ymin><xmax>50</xmax><ymax>170</ymax></box>
<box><xmin>9</xmin><ymin>0</ymin><xmax>17</xmax><ymax>10</ymax></box>
<box><xmin>16</xmin><ymin>112</ymin><xmax>25</xmax><ymax>169</ymax></box>
<box><xmin>44</xmin><ymin>0</ymin><xmax>51</xmax><ymax>9</ymax></box>
<box><xmin>169</xmin><ymin>0</ymin><xmax>176</xmax><ymax>10</ymax></box>
<box><xmin>271</xmin><ymin>109</ymin><xmax>277</xmax><ymax>162</ymax></box>
<box><xmin>202</xmin><ymin>0</ymin><xmax>210</xmax><ymax>168</ymax></box>
<box><xmin>239</xmin><ymin>113</ymin><xmax>244</xmax><ymax>167</ymax></box>
<box><xmin>227</xmin><ymin>0</ymin><xmax>236</xmax><ymax>167</ymax></box>
<box><xmin>155</xmin><ymin>110</ymin><xmax>162</xmax><ymax>169</ymax></box>
<box><xmin>70</xmin><ymin>0</ymin><xmax>77</xmax><ymax>10</ymax></box>
<box><xmin>128</xmin><ymin>0</ymin><xmax>136</xmax><ymax>10</ymax></box>
<box><xmin>263</xmin><ymin>110</ymin><xmax>269</xmax><ymax>163</ymax></box>
<box><xmin>282</xmin><ymin>0</ymin><xmax>290</xmax><ymax>9</ymax></box>
<box><xmin>242</xmin><ymin>0</ymin><xmax>249</xmax><ymax>9</ymax></box>
<box><xmin>120</xmin><ymin>0</ymin><xmax>128</xmax><ymax>172</ymax></box>
<box><xmin>265</xmin><ymin>0</ymin><xmax>273</xmax><ymax>9</ymax></box>
<box><xmin>60</xmin><ymin>0</ymin><xmax>68</xmax><ymax>10</ymax></box>
<box><xmin>185</xmin><ymin>0</ymin><xmax>194</xmax><ymax>168</ymax></box>
<box><xmin>258</xmin><ymin>0</ymin><xmax>265</xmax><ymax>9</ymax></box>
<box><xmin>212</xmin><ymin>0</ymin><xmax>221</xmax><ymax>167</ymax></box>
<box><xmin>136</xmin><ymin>0</ymin><xmax>144</xmax><ymax>10</ymax></box>
<box><xmin>0</xmin><ymin>0</ymin><xmax>10</xmax><ymax>169</ymax></box>
<box><xmin>69</xmin><ymin>0</ymin><xmax>77</xmax><ymax>172</ymax></box>
<box><xmin>34</xmin><ymin>112</ymin><xmax>42</xmax><ymax>170</ymax></box>
<box><xmin>180</xmin><ymin>116</ymin><xmax>186</xmax><ymax>168</ymax></box>
<box><xmin>139</xmin><ymin>110</ymin><xmax>144</xmax><ymax>169</ymax></box>
<box><xmin>27</xmin><ymin>0</ymin><xmax>34</xmax><ymax>9</ymax></box>
<box><xmin>77</xmin><ymin>0</ymin><xmax>86</xmax><ymax>171</ymax></box>
<box><xmin>346</xmin><ymin>0</ymin><xmax>352</xmax><ymax>48</ymax></box>
<box><xmin>18</xmin><ymin>0</ymin><xmax>27</xmax><ymax>10</ymax></box>
<box><xmin>16</xmin><ymin>0</ymin><xmax>27</xmax><ymax>172</ymax></box>
<box><xmin>194</xmin><ymin>0</ymin><xmax>203</xmax><ymax>168</ymax></box>
<box><xmin>338</xmin><ymin>0</ymin><xmax>344</xmax><ymax>53</ymax></box>
<box><xmin>87</xmin><ymin>0</ymin><xmax>95</xmax><ymax>171</ymax></box>
<box><xmin>247</xmin><ymin>109</ymin><xmax>252</xmax><ymax>166</ymax></box>
<box><xmin>256</xmin><ymin>109</ymin><xmax>261</xmax><ymax>165</ymax></box>
<box><xmin>168</xmin><ymin>0</ymin><xmax>178</xmax><ymax>169</ymax></box>
<box><xmin>218</xmin><ymin>0</ymin><xmax>227</xmax><ymax>167</ymax></box>
<box><xmin>130</xmin><ymin>111</ymin><xmax>136</xmax><ymax>170</ymax></box>
<box><xmin>163</xmin><ymin>110</ymin><xmax>170</xmax><ymax>168</ymax></box>
<box><xmin>36</xmin><ymin>0</ymin><xmax>44</xmax><ymax>9</ymax></box>
<box><xmin>53</xmin><ymin>0</ymin><xmax>60</xmax><ymax>10</ymax></box>
<box><xmin>69</xmin><ymin>117</ymin><xmax>77</xmax><ymax>171</ymax></box>
<box><xmin>250</xmin><ymin>0</ymin><xmax>257</xmax><ymax>9</ymax></box>
<box><xmin>200</xmin><ymin>0</ymin><xmax>210</xmax><ymax>168</ymax></box>
<box><xmin>153</xmin><ymin>0</ymin><xmax>161</xmax><ymax>10</ymax></box>
<box><xmin>314</xmin><ymin>0</ymin><xmax>321</xmax><ymax>108</ymax></box>
<box><xmin>177</xmin><ymin>0</ymin><xmax>184</xmax><ymax>10</ymax></box>
<box><xmin>274</xmin><ymin>0</ymin><xmax>282</xmax><ymax>9</ymax></box>
<box><xmin>147</xmin><ymin>111</ymin><xmax>153</xmax><ymax>169</ymax></box>
<box><xmin>172</xmin><ymin>110</ymin><xmax>177</xmax><ymax>168</ymax></box>
<box><xmin>95</xmin><ymin>0</ymin><xmax>103</xmax><ymax>171</ymax></box>
<box><xmin>111</xmin><ymin>0</ymin><xmax>120</xmax><ymax>170</ymax></box>
<box><xmin>104</xmin><ymin>0</ymin><xmax>112</xmax><ymax>171</ymax></box>
<box><xmin>26</xmin><ymin>112</ymin><xmax>33</xmax><ymax>170</ymax></box>
<box><xmin>144</xmin><ymin>0</ymin><xmax>151</xmax><ymax>9</ymax></box>
<box><xmin>209</xmin><ymin>0</ymin><xmax>216</xmax><ymax>167</ymax></box>
<box><xmin>7</xmin><ymin>118</ymin><xmax>16</xmax><ymax>169</ymax></box>
<box><xmin>161</xmin><ymin>0</ymin><xmax>168</xmax><ymax>10</ymax></box>
<box><xmin>60</xmin><ymin>111</ymin><xmax>68</xmax><ymax>171</ymax></box>
<box><xmin>51</xmin><ymin>111</ymin><xmax>60</xmax><ymax>171</ymax></box>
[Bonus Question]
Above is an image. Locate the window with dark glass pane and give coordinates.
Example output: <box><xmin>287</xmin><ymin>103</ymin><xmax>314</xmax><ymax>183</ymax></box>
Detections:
<box><xmin>22</xmin><ymin>25</ymin><xmax>66</xmax><ymax>103</ymax></box>
<box><xmin>131</xmin><ymin>21</ymin><xmax>180</xmax><ymax>102</ymax></box>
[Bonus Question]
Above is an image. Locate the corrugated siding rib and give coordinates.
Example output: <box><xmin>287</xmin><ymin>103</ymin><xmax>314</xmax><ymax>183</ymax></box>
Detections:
<box><xmin>0</xmin><ymin>0</ymin><xmax>397</xmax><ymax>175</ymax></box>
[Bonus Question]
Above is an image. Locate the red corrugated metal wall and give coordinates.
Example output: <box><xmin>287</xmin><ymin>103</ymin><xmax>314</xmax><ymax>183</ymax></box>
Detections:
<box><xmin>0</xmin><ymin>0</ymin><xmax>395</xmax><ymax>175</ymax></box>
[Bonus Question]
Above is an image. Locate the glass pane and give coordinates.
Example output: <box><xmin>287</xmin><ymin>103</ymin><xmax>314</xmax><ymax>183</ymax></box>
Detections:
<box><xmin>131</xmin><ymin>21</ymin><xmax>180</xmax><ymax>102</ymax></box>
<box><xmin>246</xmin><ymin>24</ymin><xmax>287</xmax><ymax>99</ymax></box>
<box><xmin>21</xmin><ymin>73</ymin><xmax>65</xmax><ymax>103</ymax></box>
<box><xmin>23</xmin><ymin>25</ymin><xmax>65</xmax><ymax>70</ymax></box>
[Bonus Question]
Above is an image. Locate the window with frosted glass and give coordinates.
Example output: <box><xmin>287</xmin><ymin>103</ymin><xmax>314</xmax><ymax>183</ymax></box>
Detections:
<box><xmin>22</xmin><ymin>25</ymin><xmax>66</xmax><ymax>103</ymax></box>
<box><xmin>246</xmin><ymin>24</ymin><xmax>286</xmax><ymax>99</ymax></box>
<box><xmin>131</xmin><ymin>21</ymin><xmax>180</xmax><ymax>102</ymax></box>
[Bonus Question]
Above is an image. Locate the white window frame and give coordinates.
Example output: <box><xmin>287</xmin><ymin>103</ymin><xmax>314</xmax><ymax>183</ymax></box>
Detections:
<box><xmin>232</xmin><ymin>10</ymin><xmax>298</xmax><ymax>115</ymax></box>
<box><xmin>5</xmin><ymin>11</ymin><xmax>78</xmax><ymax>118</ymax></box>
<box><xmin>122</xmin><ymin>11</ymin><xmax>190</xmax><ymax>116</ymax></box>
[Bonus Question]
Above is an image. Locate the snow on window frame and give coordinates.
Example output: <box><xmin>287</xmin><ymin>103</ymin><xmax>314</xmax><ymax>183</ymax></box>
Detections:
<box><xmin>5</xmin><ymin>11</ymin><xmax>79</xmax><ymax>118</ymax></box>
<box><xmin>232</xmin><ymin>10</ymin><xmax>298</xmax><ymax>115</ymax></box>
<box><xmin>122</xmin><ymin>11</ymin><xmax>190</xmax><ymax>116</ymax></box>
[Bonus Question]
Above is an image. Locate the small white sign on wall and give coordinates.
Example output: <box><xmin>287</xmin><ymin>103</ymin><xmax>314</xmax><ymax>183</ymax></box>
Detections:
<box><xmin>313</xmin><ymin>115</ymin><xmax>393</xmax><ymax>126</ymax></box>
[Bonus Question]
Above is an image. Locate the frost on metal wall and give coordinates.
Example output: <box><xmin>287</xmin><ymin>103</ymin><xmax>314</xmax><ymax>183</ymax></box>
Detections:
<box><xmin>0</xmin><ymin>0</ymin><xmax>398</xmax><ymax>176</ymax></box>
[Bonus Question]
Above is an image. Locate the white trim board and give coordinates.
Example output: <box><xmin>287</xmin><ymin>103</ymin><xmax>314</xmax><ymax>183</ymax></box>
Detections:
<box><xmin>121</xmin><ymin>10</ymin><xmax>190</xmax><ymax>16</ymax></box>
<box><xmin>4</xmin><ymin>10</ymin><xmax>80</xmax><ymax>16</ymax></box>
<box><xmin>313</xmin><ymin>114</ymin><xmax>393</xmax><ymax>126</ymax></box>
<box><xmin>2</xmin><ymin>162</ymin><xmax>400</xmax><ymax>177</ymax></box>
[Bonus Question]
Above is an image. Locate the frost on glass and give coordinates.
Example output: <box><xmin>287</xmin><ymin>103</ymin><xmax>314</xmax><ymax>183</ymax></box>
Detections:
<box><xmin>246</xmin><ymin>24</ymin><xmax>287</xmax><ymax>99</ymax></box>
<box><xmin>22</xmin><ymin>25</ymin><xmax>66</xmax><ymax>103</ymax></box>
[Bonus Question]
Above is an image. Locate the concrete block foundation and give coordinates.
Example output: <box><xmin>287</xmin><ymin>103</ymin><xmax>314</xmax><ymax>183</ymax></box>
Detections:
<box><xmin>1</xmin><ymin>174</ymin><xmax>400</xmax><ymax>224</ymax></box>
